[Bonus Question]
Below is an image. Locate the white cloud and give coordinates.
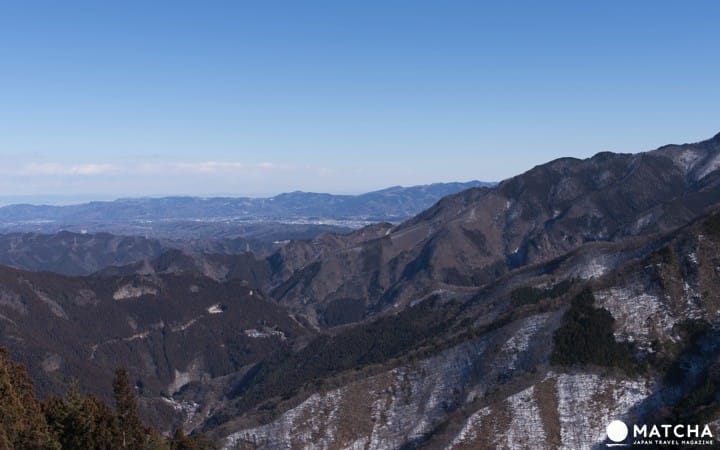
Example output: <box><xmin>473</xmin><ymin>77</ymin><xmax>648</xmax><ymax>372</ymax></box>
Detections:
<box><xmin>7</xmin><ymin>160</ymin><xmax>334</xmax><ymax>177</ymax></box>
<box><xmin>0</xmin><ymin>158</ymin><xmax>371</xmax><ymax>197</ymax></box>
<box><xmin>153</xmin><ymin>161</ymin><xmax>299</xmax><ymax>174</ymax></box>
<box><xmin>20</xmin><ymin>163</ymin><xmax>119</xmax><ymax>176</ymax></box>
<box><xmin>172</xmin><ymin>161</ymin><xmax>247</xmax><ymax>172</ymax></box>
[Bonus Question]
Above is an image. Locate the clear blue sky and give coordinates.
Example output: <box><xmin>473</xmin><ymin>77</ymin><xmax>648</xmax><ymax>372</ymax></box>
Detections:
<box><xmin>0</xmin><ymin>1</ymin><xmax>718</xmax><ymax>201</ymax></box>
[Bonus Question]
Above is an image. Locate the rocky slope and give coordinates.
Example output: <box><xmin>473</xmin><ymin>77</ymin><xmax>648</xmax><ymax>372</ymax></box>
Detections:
<box><xmin>218</xmin><ymin>208</ymin><xmax>720</xmax><ymax>449</ymax></box>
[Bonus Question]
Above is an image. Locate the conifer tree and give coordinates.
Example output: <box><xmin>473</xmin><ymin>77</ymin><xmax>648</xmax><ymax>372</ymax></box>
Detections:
<box><xmin>1</xmin><ymin>350</ymin><xmax>215</xmax><ymax>449</ymax></box>
<box><xmin>0</xmin><ymin>347</ymin><xmax>59</xmax><ymax>449</ymax></box>
<box><xmin>44</xmin><ymin>379</ymin><xmax>119</xmax><ymax>449</ymax></box>
<box><xmin>112</xmin><ymin>366</ymin><xmax>145</xmax><ymax>449</ymax></box>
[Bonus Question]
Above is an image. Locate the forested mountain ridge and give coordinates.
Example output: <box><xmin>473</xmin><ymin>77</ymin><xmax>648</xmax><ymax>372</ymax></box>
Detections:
<box><xmin>3</xmin><ymin>134</ymin><xmax>720</xmax><ymax>448</ymax></box>
<box><xmin>0</xmin><ymin>181</ymin><xmax>489</xmax><ymax>229</ymax></box>
<box><xmin>267</xmin><ymin>132</ymin><xmax>720</xmax><ymax>328</ymax></box>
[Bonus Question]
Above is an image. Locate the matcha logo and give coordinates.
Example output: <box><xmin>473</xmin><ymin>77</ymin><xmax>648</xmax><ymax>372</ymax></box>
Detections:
<box><xmin>605</xmin><ymin>419</ymin><xmax>715</xmax><ymax>447</ymax></box>
<box><xmin>606</xmin><ymin>420</ymin><xmax>629</xmax><ymax>447</ymax></box>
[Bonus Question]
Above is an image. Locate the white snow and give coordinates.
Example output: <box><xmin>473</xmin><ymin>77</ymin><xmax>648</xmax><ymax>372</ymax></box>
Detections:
<box><xmin>125</xmin><ymin>331</ymin><xmax>150</xmax><ymax>341</ymax></box>
<box><xmin>496</xmin><ymin>314</ymin><xmax>550</xmax><ymax>370</ymax></box>
<box><xmin>173</xmin><ymin>318</ymin><xmax>199</xmax><ymax>332</ymax></box>
<box><xmin>683</xmin><ymin>281</ymin><xmax>703</xmax><ymax>319</ymax></box>
<box><xmin>224</xmin><ymin>338</ymin><xmax>491</xmax><ymax>450</ymax></box>
<box><xmin>207</xmin><ymin>304</ymin><xmax>224</xmax><ymax>314</ymax></box>
<box><xmin>502</xmin><ymin>386</ymin><xmax>548</xmax><ymax>448</ymax></box>
<box><xmin>168</xmin><ymin>370</ymin><xmax>192</xmax><ymax>396</ymax></box>
<box><xmin>112</xmin><ymin>284</ymin><xmax>158</xmax><ymax>300</ymax></box>
<box><xmin>596</xmin><ymin>287</ymin><xmax>675</xmax><ymax>347</ymax></box>
<box><xmin>633</xmin><ymin>213</ymin><xmax>655</xmax><ymax>233</ymax></box>
<box><xmin>575</xmin><ymin>257</ymin><xmax>609</xmax><ymax>279</ymax></box>
<box><xmin>556</xmin><ymin>372</ymin><xmax>650</xmax><ymax>450</ymax></box>
<box><xmin>33</xmin><ymin>288</ymin><xmax>68</xmax><ymax>319</ymax></box>
<box><xmin>448</xmin><ymin>407</ymin><xmax>491</xmax><ymax>448</ymax></box>
<box><xmin>448</xmin><ymin>372</ymin><xmax>650</xmax><ymax>449</ymax></box>
<box><xmin>0</xmin><ymin>288</ymin><xmax>26</xmax><ymax>315</ymax></box>
<box><xmin>671</xmin><ymin>148</ymin><xmax>703</xmax><ymax>173</ymax></box>
<box><xmin>697</xmin><ymin>152</ymin><xmax>720</xmax><ymax>180</ymax></box>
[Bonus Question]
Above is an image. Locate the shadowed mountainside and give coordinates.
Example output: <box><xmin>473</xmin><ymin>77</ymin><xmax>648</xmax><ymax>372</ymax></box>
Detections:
<box><xmin>0</xmin><ymin>225</ymin><xmax>343</xmax><ymax>276</ymax></box>
<box><xmin>268</xmin><ymin>132</ymin><xmax>720</xmax><ymax>327</ymax></box>
<box><xmin>3</xmin><ymin>134</ymin><xmax>720</xmax><ymax>448</ymax></box>
<box><xmin>216</xmin><ymin>197</ymin><xmax>720</xmax><ymax>450</ymax></box>
<box><xmin>0</xmin><ymin>263</ymin><xmax>309</xmax><ymax>431</ymax></box>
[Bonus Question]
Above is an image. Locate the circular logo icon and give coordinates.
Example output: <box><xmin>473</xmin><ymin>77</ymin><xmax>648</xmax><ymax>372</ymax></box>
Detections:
<box><xmin>607</xmin><ymin>420</ymin><xmax>629</xmax><ymax>442</ymax></box>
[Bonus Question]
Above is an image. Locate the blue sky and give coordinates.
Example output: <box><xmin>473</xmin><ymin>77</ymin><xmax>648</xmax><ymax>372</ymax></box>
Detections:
<box><xmin>0</xmin><ymin>1</ymin><xmax>718</xmax><ymax>201</ymax></box>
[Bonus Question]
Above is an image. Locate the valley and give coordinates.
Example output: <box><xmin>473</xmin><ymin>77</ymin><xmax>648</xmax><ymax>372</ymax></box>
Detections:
<box><xmin>2</xmin><ymin>135</ymin><xmax>720</xmax><ymax>448</ymax></box>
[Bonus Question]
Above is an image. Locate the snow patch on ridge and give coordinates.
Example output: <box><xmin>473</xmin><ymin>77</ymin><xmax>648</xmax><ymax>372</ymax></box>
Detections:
<box><xmin>596</xmin><ymin>286</ymin><xmax>675</xmax><ymax>348</ymax></box>
<box><xmin>496</xmin><ymin>313</ymin><xmax>551</xmax><ymax>371</ymax></box>
<box><xmin>575</xmin><ymin>257</ymin><xmax>609</xmax><ymax>280</ymax></box>
<box><xmin>207</xmin><ymin>304</ymin><xmax>224</xmax><ymax>314</ymax></box>
<box><xmin>697</xmin><ymin>152</ymin><xmax>720</xmax><ymax>180</ymax></box>
<box><xmin>557</xmin><ymin>372</ymin><xmax>649</xmax><ymax>449</ymax></box>
<box><xmin>448</xmin><ymin>372</ymin><xmax>650</xmax><ymax>449</ymax></box>
<box><xmin>670</xmin><ymin>148</ymin><xmax>703</xmax><ymax>173</ymax></box>
<box><xmin>448</xmin><ymin>407</ymin><xmax>491</xmax><ymax>448</ymax></box>
<box><xmin>503</xmin><ymin>386</ymin><xmax>547</xmax><ymax>448</ymax></box>
<box><xmin>113</xmin><ymin>284</ymin><xmax>158</xmax><ymax>300</ymax></box>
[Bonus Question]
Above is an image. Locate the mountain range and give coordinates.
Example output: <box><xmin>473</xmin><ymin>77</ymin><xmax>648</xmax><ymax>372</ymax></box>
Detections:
<box><xmin>0</xmin><ymin>181</ymin><xmax>490</xmax><ymax>236</ymax></box>
<box><xmin>1</xmin><ymin>134</ymin><xmax>720</xmax><ymax>448</ymax></box>
<box><xmin>0</xmin><ymin>182</ymin><xmax>488</xmax><ymax>275</ymax></box>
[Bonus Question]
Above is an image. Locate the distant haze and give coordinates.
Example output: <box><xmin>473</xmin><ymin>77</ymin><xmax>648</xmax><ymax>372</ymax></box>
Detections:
<box><xmin>0</xmin><ymin>195</ymin><xmax>120</xmax><ymax>207</ymax></box>
<box><xmin>0</xmin><ymin>181</ymin><xmax>486</xmax><ymax>207</ymax></box>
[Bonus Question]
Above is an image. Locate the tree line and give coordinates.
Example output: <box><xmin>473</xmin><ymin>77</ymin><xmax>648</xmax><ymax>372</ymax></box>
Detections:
<box><xmin>0</xmin><ymin>347</ymin><xmax>214</xmax><ymax>449</ymax></box>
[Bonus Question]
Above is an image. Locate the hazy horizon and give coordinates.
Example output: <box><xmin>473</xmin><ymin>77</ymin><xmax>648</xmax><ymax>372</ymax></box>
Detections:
<box><xmin>1</xmin><ymin>2</ymin><xmax>718</xmax><ymax>198</ymax></box>
<box><xmin>0</xmin><ymin>179</ymin><xmax>489</xmax><ymax>206</ymax></box>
